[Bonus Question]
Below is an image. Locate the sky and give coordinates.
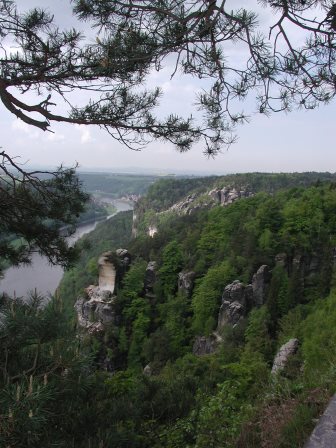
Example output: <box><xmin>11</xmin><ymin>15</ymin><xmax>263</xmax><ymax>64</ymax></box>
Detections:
<box><xmin>0</xmin><ymin>0</ymin><xmax>335</xmax><ymax>175</ymax></box>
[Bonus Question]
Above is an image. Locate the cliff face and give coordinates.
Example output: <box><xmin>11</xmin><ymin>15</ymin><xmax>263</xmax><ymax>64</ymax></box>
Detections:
<box><xmin>132</xmin><ymin>184</ymin><xmax>253</xmax><ymax>237</ymax></box>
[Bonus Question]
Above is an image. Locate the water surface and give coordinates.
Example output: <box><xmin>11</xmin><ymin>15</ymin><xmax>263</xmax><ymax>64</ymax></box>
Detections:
<box><xmin>0</xmin><ymin>199</ymin><xmax>133</xmax><ymax>298</ymax></box>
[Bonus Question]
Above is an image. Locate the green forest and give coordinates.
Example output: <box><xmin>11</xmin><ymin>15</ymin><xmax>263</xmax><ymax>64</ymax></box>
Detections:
<box><xmin>79</xmin><ymin>173</ymin><xmax>161</xmax><ymax>198</ymax></box>
<box><xmin>2</xmin><ymin>172</ymin><xmax>336</xmax><ymax>447</ymax></box>
<box><xmin>1</xmin><ymin>0</ymin><xmax>336</xmax><ymax>445</ymax></box>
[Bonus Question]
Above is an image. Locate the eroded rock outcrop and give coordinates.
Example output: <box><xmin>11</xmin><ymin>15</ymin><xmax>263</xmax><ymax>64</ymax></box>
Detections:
<box><xmin>75</xmin><ymin>249</ymin><xmax>130</xmax><ymax>334</ymax></box>
<box><xmin>271</xmin><ymin>338</ymin><xmax>299</xmax><ymax>374</ymax></box>
<box><xmin>144</xmin><ymin>261</ymin><xmax>156</xmax><ymax>295</ymax></box>
<box><xmin>217</xmin><ymin>281</ymin><xmax>252</xmax><ymax>330</ymax></box>
<box><xmin>217</xmin><ymin>266</ymin><xmax>271</xmax><ymax>333</ymax></box>
<box><xmin>304</xmin><ymin>394</ymin><xmax>336</xmax><ymax>448</ymax></box>
<box><xmin>169</xmin><ymin>193</ymin><xmax>202</xmax><ymax>215</ymax></box>
<box><xmin>251</xmin><ymin>265</ymin><xmax>271</xmax><ymax>306</ymax></box>
<box><xmin>208</xmin><ymin>186</ymin><xmax>253</xmax><ymax>207</ymax></box>
<box><xmin>148</xmin><ymin>226</ymin><xmax>158</xmax><ymax>238</ymax></box>
<box><xmin>74</xmin><ymin>289</ymin><xmax>117</xmax><ymax>335</ymax></box>
<box><xmin>275</xmin><ymin>252</ymin><xmax>287</xmax><ymax>267</ymax></box>
<box><xmin>178</xmin><ymin>271</ymin><xmax>196</xmax><ymax>296</ymax></box>
<box><xmin>98</xmin><ymin>252</ymin><xmax>117</xmax><ymax>293</ymax></box>
<box><xmin>143</xmin><ymin>364</ymin><xmax>152</xmax><ymax>376</ymax></box>
<box><xmin>193</xmin><ymin>335</ymin><xmax>217</xmax><ymax>356</ymax></box>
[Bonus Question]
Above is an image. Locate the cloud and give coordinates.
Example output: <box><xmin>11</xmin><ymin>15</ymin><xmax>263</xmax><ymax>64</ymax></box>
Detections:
<box><xmin>75</xmin><ymin>124</ymin><xmax>93</xmax><ymax>144</ymax></box>
<box><xmin>11</xmin><ymin>119</ymin><xmax>39</xmax><ymax>139</ymax></box>
<box><xmin>46</xmin><ymin>131</ymin><xmax>65</xmax><ymax>142</ymax></box>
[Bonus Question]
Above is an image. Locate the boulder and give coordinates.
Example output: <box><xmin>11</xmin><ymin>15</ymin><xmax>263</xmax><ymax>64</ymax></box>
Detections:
<box><xmin>178</xmin><ymin>271</ymin><xmax>196</xmax><ymax>296</ymax></box>
<box><xmin>271</xmin><ymin>338</ymin><xmax>299</xmax><ymax>374</ymax></box>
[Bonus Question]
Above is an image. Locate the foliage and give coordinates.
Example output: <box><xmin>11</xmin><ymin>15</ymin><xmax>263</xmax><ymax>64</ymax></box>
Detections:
<box><xmin>74</xmin><ymin>0</ymin><xmax>336</xmax><ymax>155</ymax></box>
<box><xmin>79</xmin><ymin>172</ymin><xmax>160</xmax><ymax>198</ymax></box>
<box><xmin>0</xmin><ymin>293</ymin><xmax>93</xmax><ymax>447</ymax></box>
<box><xmin>3</xmin><ymin>175</ymin><xmax>336</xmax><ymax>446</ymax></box>
<box><xmin>159</xmin><ymin>240</ymin><xmax>184</xmax><ymax>296</ymax></box>
<box><xmin>0</xmin><ymin>1</ymin><xmax>211</xmax><ymax>152</ymax></box>
<box><xmin>192</xmin><ymin>261</ymin><xmax>236</xmax><ymax>335</ymax></box>
<box><xmin>2</xmin><ymin>2</ymin><xmax>336</xmax><ymax>154</ymax></box>
<box><xmin>0</xmin><ymin>151</ymin><xmax>88</xmax><ymax>275</ymax></box>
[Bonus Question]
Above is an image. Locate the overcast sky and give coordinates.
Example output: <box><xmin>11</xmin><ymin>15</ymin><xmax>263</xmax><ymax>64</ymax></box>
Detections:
<box><xmin>1</xmin><ymin>0</ymin><xmax>335</xmax><ymax>174</ymax></box>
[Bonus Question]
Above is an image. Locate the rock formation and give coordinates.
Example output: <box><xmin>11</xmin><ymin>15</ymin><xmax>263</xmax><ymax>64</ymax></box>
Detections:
<box><xmin>275</xmin><ymin>253</ymin><xmax>287</xmax><ymax>267</ymax></box>
<box><xmin>208</xmin><ymin>186</ymin><xmax>253</xmax><ymax>207</ymax></box>
<box><xmin>75</xmin><ymin>249</ymin><xmax>130</xmax><ymax>334</ymax></box>
<box><xmin>144</xmin><ymin>261</ymin><xmax>156</xmax><ymax>295</ymax></box>
<box><xmin>98</xmin><ymin>252</ymin><xmax>117</xmax><ymax>293</ymax></box>
<box><xmin>251</xmin><ymin>265</ymin><xmax>271</xmax><ymax>306</ymax></box>
<box><xmin>216</xmin><ymin>267</ymin><xmax>271</xmax><ymax>333</ymax></box>
<box><xmin>148</xmin><ymin>226</ymin><xmax>158</xmax><ymax>238</ymax></box>
<box><xmin>143</xmin><ymin>364</ymin><xmax>152</xmax><ymax>376</ymax></box>
<box><xmin>178</xmin><ymin>271</ymin><xmax>196</xmax><ymax>296</ymax></box>
<box><xmin>194</xmin><ymin>265</ymin><xmax>272</xmax><ymax>356</ymax></box>
<box><xmin>271</xmin><ymin>338</ymin><xmax>299</xmax><ymax>374</ymax></box>
<box><xmin>193</xmin><ymin>335</ymin><xmax>218</xmax><ymax>356</ymax></box>
<box><xmin>74</xmin><ymin>289</ymin><xmax>117</xmax><ymax>335</ymax></box>
<box><xmin>217</xmin><ymin>280</ymin><xmax>252</xmax><ymax>330</ymax></box>
<box><xmin>304</xmin><ymin>394</ymin><xmax>336</xmax><ymax>448</ymax></box>
<box><xmin>169</xmin><ymin>193</ymin><xmax>204</xmax><ymax>215</ymax></box>
<box><xmin>168</xmin><ymin>186</ymin><xmax>254</xmax><ymax>216</ymax></box>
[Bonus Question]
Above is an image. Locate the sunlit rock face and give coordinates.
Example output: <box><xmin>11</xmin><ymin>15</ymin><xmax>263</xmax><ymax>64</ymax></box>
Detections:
<box><xmin>148</xmin><ymin>226</ymin><xmax>158</xmax><ymax>238</ymax></box>
<box><xmin>208</xmin><ymin>186</ymin><xmax>253</xmax><ymax>207</ymax></box>
<box><xmin>98</xmin><ymin>252</ymin><xmax>117</xmax><ymax>293</ymax></box>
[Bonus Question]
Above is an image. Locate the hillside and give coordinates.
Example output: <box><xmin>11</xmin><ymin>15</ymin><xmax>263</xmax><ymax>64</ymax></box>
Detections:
<box><xmin>2</xmin><ymin>172</ymin><xmax>336</xmax><ymax>447</ymax></box>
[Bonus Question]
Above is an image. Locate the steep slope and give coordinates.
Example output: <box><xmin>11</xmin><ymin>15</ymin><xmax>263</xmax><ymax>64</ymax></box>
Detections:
<box><xmin>56</xmin><ymin>173</ymin><xmax>336</xmax><ymax>447</ymax></box>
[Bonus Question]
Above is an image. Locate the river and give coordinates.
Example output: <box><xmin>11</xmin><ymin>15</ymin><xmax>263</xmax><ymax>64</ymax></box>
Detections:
<box><xmin>0</xmin><ymin>199</ymin><xmax>133</xmax><ymax>298</ymax></box>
